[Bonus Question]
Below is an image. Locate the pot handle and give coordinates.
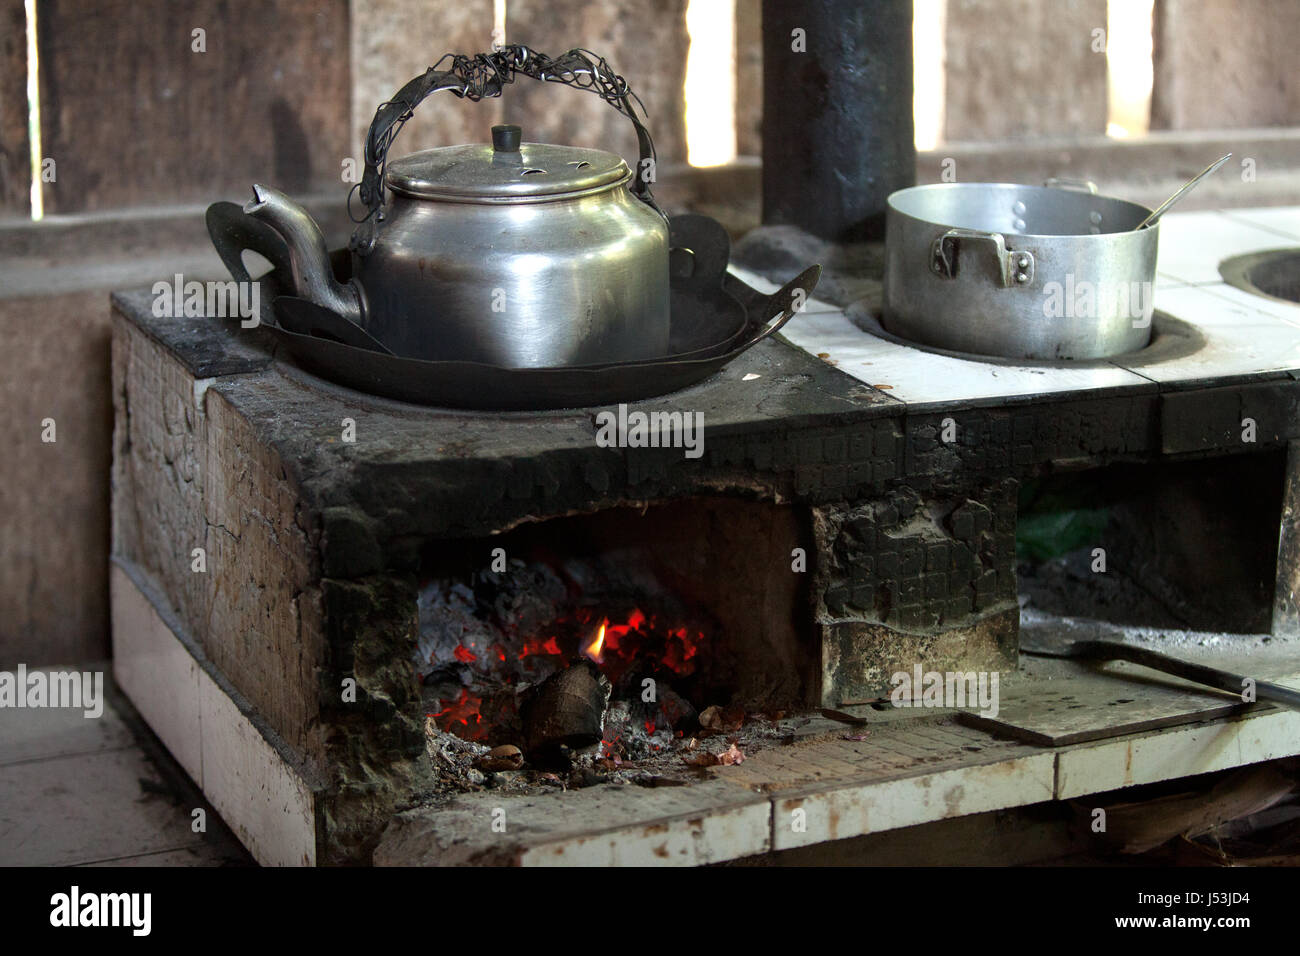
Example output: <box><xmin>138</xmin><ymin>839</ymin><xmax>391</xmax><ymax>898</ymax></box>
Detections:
<box><xmin>352</xmin><ymin>45</ymin><xmax>662</xmax><ymax>253</ymax></box>
<box><xmin>1043</xmin><ymin>177</ymin><xmax>1099</xmax><ymax>194</ymax></box>
<box><xmin>931</xmin><ymin>228</ymin><xmax>1035</xmax><ymax>288</ymax></box>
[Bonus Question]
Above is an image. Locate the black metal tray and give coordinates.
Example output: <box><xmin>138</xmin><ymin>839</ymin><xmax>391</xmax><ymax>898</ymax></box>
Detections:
<box><xmin>207</xmin><ymin>204</ymin><xmax>819</xmax><ymax>410</ymax></box>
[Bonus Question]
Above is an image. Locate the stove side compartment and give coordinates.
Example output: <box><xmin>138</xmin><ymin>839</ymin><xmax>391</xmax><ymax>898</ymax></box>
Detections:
<box><xmin>814</xmin><ymin>478</ymin><xmax>1021</xmax><ymax>705</ymax></box>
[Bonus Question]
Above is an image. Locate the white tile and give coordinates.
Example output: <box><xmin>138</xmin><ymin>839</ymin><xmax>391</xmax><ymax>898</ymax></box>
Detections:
<box><xmin>1197</xmin><ymin>281</ymin><xmax>1300</xmax><ymax>327</ymax></box>
<box><xmin>1156</xmin><ymin>210</ymin><xmax>1295</xmax><ymax>284</ymax></box>
<box><xmin>1057</xmin><ymin>708</ymin><xmax>1300</xmax><ymax>799</ymax></box>
<box><xmin>81</xmin><ymin>844</ymin><xmax>243</xmax><ymax>866</ymax></box>
<box><xmin>771</xmin><ymin>754</ymin><xmax>1056</xmax><ymax>851</ymax></box>
<box><xmin>1221</xmin><ymin>206</ymin><xmax>1300</xmax><ymax>241</ymax></box>
<box><xmin>0</xmin><ymin>748</ymin><xmax>203</xmax><ymax>865</ymax></box>
<box><xmin>111</xmin><ymin>566</ymin><xmax>203</xmax><ymax>785</ymax></box>
<box><xmin>1157</xmin><ymin>282</ymin><xmax>1298</xmax><ymax>328</ymax></box>
<box><xmin>1121</xmin><ymin>284</ymin><xmax>1300</xmax><ymax>384</ymax></box>
<box><xmin>0</xmin><ymin>670</ymin><xmax>132</xmax><ymax>766</ymax></box>
<box><xmin>779</xmin><ymin>309</ymin><xmax>1150</xmax><ymax>405</ymax></box>
<box><xmin>198</xmin><ymin>669</ymin><xmax>318</xmax><ymax>867</ymax></box>
<box><xmin>113</xmin><ymin>565</ymin><xmax>318</xmax><ymax>866</ymax></box>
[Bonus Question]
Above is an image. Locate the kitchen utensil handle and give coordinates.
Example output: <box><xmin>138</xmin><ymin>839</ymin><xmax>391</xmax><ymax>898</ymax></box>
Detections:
<box><xmin>931</xmin><ymin>228</ymin><xmax>1035</xmax><ymax>288</ymax></box>
<box><xmin>1135</xmin><ymin>153</ymin><xmax>1233</xmax><ymax>229</ymax></box>
<box><xmin>1077</xmin><ymin>640</ymin><xmax>1300</xmax><ymax>710</ymax></box>
<box><xmin>746</xmin><ymin>266</ymin><xmax>822</xmax><ymax>346</ymax></box>
<box><xmin>353</xmin><ymin>44</ymin><xmax>661</xmax><ymax>252</ymax></box>
<box><xmin>1043</xmin><ymin>177</ymin><xmax>1099</xmax><ymax>194</ymax></box>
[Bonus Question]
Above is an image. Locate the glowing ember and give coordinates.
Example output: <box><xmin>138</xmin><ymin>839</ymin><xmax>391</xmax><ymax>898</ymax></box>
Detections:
<box><xmin>517</xmin><ymin>635</ymin><xmax>563</xmax><ymax>660</ymax></box>
<box><xmin>453</xmin><ymin>644</ymin><xmax>477</xmax><ymax>663</ymax></box>
<box><xmin>431</xmin><ymin>688</ymin><xmax>485</xmax><ymax>739</ymax></box>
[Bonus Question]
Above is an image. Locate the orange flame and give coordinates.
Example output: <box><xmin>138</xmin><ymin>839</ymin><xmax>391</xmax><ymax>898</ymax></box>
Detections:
<box><xmin>583</xmin><ymin>618</ymin><xmax>609</xmax><ymax>663</ymax></box>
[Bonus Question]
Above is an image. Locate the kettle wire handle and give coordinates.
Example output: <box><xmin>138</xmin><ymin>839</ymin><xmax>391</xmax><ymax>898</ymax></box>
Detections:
<box><xmin>352</xmin><ymin>44</ymin><xmax>663</xmax><ymax>254</ymax></box>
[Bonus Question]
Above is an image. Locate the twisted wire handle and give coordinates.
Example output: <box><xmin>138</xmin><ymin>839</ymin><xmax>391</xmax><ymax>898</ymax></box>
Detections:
<box><xmin>351</xmin><ymin>44</ymin><xmax>662</xmax><ymax>253</ymax></box>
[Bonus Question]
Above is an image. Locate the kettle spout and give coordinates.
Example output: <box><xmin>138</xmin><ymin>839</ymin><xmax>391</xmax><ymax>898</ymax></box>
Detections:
<box><xmin>243</xmin><ymin>184</ymin><xmax>364</xmax><ymax>326</ymax></box>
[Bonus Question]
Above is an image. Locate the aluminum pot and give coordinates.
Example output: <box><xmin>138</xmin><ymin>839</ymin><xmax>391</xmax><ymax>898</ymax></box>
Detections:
<box><xmin>882</xmin><ymin>182</ymin><xmax>1158</xmax><ymax>360</ymax></box>
<box><xmin>231</xmin><ymin>46</ymin><xmax>670</xmax><ymax>368</ymax></box>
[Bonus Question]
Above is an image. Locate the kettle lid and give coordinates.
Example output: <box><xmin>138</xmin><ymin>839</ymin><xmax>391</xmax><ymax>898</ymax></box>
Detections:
<box><xmin>384</xmin><ymin>125</ymin><xmax>630</xmax><ymax>203</ymax></box>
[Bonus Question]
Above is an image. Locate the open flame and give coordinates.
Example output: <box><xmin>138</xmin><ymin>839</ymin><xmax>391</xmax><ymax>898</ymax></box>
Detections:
<box><xmin>427</xmin><ymin>602</ymin><xmax>708</xmax><ymax>743</ymax></box>
<box><xmin>582</xmin><ymin>618</ymin><xmax>609</xmax><ymax>664</ymax></box>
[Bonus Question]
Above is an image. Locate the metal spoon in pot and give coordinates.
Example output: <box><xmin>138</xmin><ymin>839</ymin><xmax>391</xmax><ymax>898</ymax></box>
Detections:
<box><xmin>1134</xmin><ymin>153</ymin><xmax>1233</xmax><ymax>229</ymax></box>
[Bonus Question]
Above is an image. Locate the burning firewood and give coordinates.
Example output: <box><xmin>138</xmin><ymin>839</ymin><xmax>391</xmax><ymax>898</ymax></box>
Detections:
<box><xmin>519</xmin><ymin>660</ymin><xmax>612</xmax><ymax>766</ymax></box>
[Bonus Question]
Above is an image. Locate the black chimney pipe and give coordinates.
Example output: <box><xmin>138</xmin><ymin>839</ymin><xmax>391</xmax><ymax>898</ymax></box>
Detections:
<box><xmin>760</xmin><ymin>0</ymin><xmax>916</xmax><ymax>243</ymax></box>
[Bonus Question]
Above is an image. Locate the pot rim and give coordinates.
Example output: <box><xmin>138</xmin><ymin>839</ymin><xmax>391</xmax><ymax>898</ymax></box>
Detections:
<box><xmin>887</xmin><ymin>181</ymin><xmax>1158</xmax><ymax>241</ymax></box>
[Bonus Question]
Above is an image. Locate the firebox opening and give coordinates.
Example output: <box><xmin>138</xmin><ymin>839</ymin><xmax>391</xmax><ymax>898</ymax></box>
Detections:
<box><xmin>1016</xmin><ymin>451</ymin><xmax>1286</xmax><ymax>633</ymax></box>
<box><xmin>416</xmin><ymin>497</ymin><xmax>815</xmax><ymax>774</ymax></box>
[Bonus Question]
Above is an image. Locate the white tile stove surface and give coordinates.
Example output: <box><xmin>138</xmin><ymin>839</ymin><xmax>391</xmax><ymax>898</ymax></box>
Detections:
<box><xmin>738</xmin><ymin>206</ymin><xmax>1300</xmax><ymax>407</ymax></box>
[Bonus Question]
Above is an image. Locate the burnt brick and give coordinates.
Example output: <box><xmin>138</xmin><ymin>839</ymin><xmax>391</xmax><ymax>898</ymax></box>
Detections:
<box><xmin>876</xmin><ymin>550</ymin><xmax>900</xmax><ymax>579</ymax></box>
<box><xmin>850</xmin><ymin>584</ymin><xmax>875</xmax><ymax>611</ymax></box>
<box><xmin>923</xmin><ymin>572</ymin><xmax>948</xmax><ymax>600</ymax></box>
<box><xmin>825</xmin><ymin>586</ymin><xmax>851</xmax><ymax>616</ymax></box>
<box><xmin>925</xmin><ymin>542</ymin><xmax>949</xmax><ymax>572</ymax></box>
<box><xmin>897</xmin><ymin>489</ymin><xmax>920</xmax><ymax>519</ymax></box>
<box><xmin>800</xmin><ymin>436</ymin><xmax>824</xmax><ymax>465</ymax></box>
<box><xmin>896</xmin><ymin>604</ymin><xmax>924</xmax><ymax>629</ymax></box>
<box><xmin>949</xmin><ymin>541</ymin><xmax>974</xmax><ymax>571</ymax></box>
<box><xmin>875</xmin><ymin>502</ymin><xmax>899</xmax><ymax>527</ymax></box>
<box><xmin>995</xmin><ymin>569</ymin><xmax>1018</xmax><ymax>600</ymax></box>
<box><xmin>848</xmin><ymin>514</ymin><xmax>876</xmax><ymax>544</ymax></box>
<box><xmin>944</xmin><ymin>594</ymin><xmax>973</xmax><ymax>621</ymax></box>
<box><xmin>949</xmin><ymin>507</ymin><xmax>975</xmax><ymax>542</ymax></box>
<box><xmin>899</xmin><ymin>545</ymin><xmax>924</xmax><ymax>576</ymax></box>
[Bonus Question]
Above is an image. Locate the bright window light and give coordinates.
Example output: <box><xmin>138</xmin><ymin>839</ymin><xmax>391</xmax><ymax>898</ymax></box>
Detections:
<box><xmin>1106</xmin><ymin>0</ymin><xmax>1153</xmax><ymax>138</ymax></box>
<box><xmin>684</xmin><ymin>0</ymin><xmax>737</xmax><ymax>168</ymax></box>
<box><xmin>913</xmin><ymin>0</ymin><xmax>945</xmax><ymax>151</ymax></box>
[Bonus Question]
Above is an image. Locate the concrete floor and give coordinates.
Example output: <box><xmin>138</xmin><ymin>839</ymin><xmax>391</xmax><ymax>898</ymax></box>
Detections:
<box><xmin>0</xmin><ymin>666</ymin><xmax>252</xmax><ymax>866</ymax></box>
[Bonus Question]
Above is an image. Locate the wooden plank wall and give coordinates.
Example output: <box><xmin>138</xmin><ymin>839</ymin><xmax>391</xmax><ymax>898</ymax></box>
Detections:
<box><xmin>349</xmin><ymin>0</ymin><xmax>500</xmax><ymax>162</ymax></box>
<box><xmin>0</xmin><ymin>291</ymin><xmax>113</xmax><ymax>666</ymax></box>
<box><xmin>35</xmin><ymin>0</ymin><xmax>351</xmax><ymax>213</ymax></box>
<box><xmin>503</xmin><ymin>0</ymin><xmax>689</xmax><ymax>169</ymax></box>
<box><xmin>1152</xmin><ymin>0</ymin><xmax>1300</xmax><ymax>130</ymax></box>
<box><xmin>734</xmin><ymin>0</ymin><xmax>761</xmax><ymax>158</ymax></box>
<box><xmin>0</xmin><ymin>0</ymin><xmax>28</xmax><ymax>219</ymax></box>
<box><xmin>944</xmin><ymin>0</ymin><xmax>1109</xmax><ymax>142</ymax></box>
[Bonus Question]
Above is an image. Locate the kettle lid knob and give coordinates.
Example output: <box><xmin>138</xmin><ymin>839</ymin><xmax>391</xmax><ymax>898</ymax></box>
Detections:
<box><xmin>492</xmin><ymin>124</ymin><xmax>522</xmax><ymax>152</ymax></box>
